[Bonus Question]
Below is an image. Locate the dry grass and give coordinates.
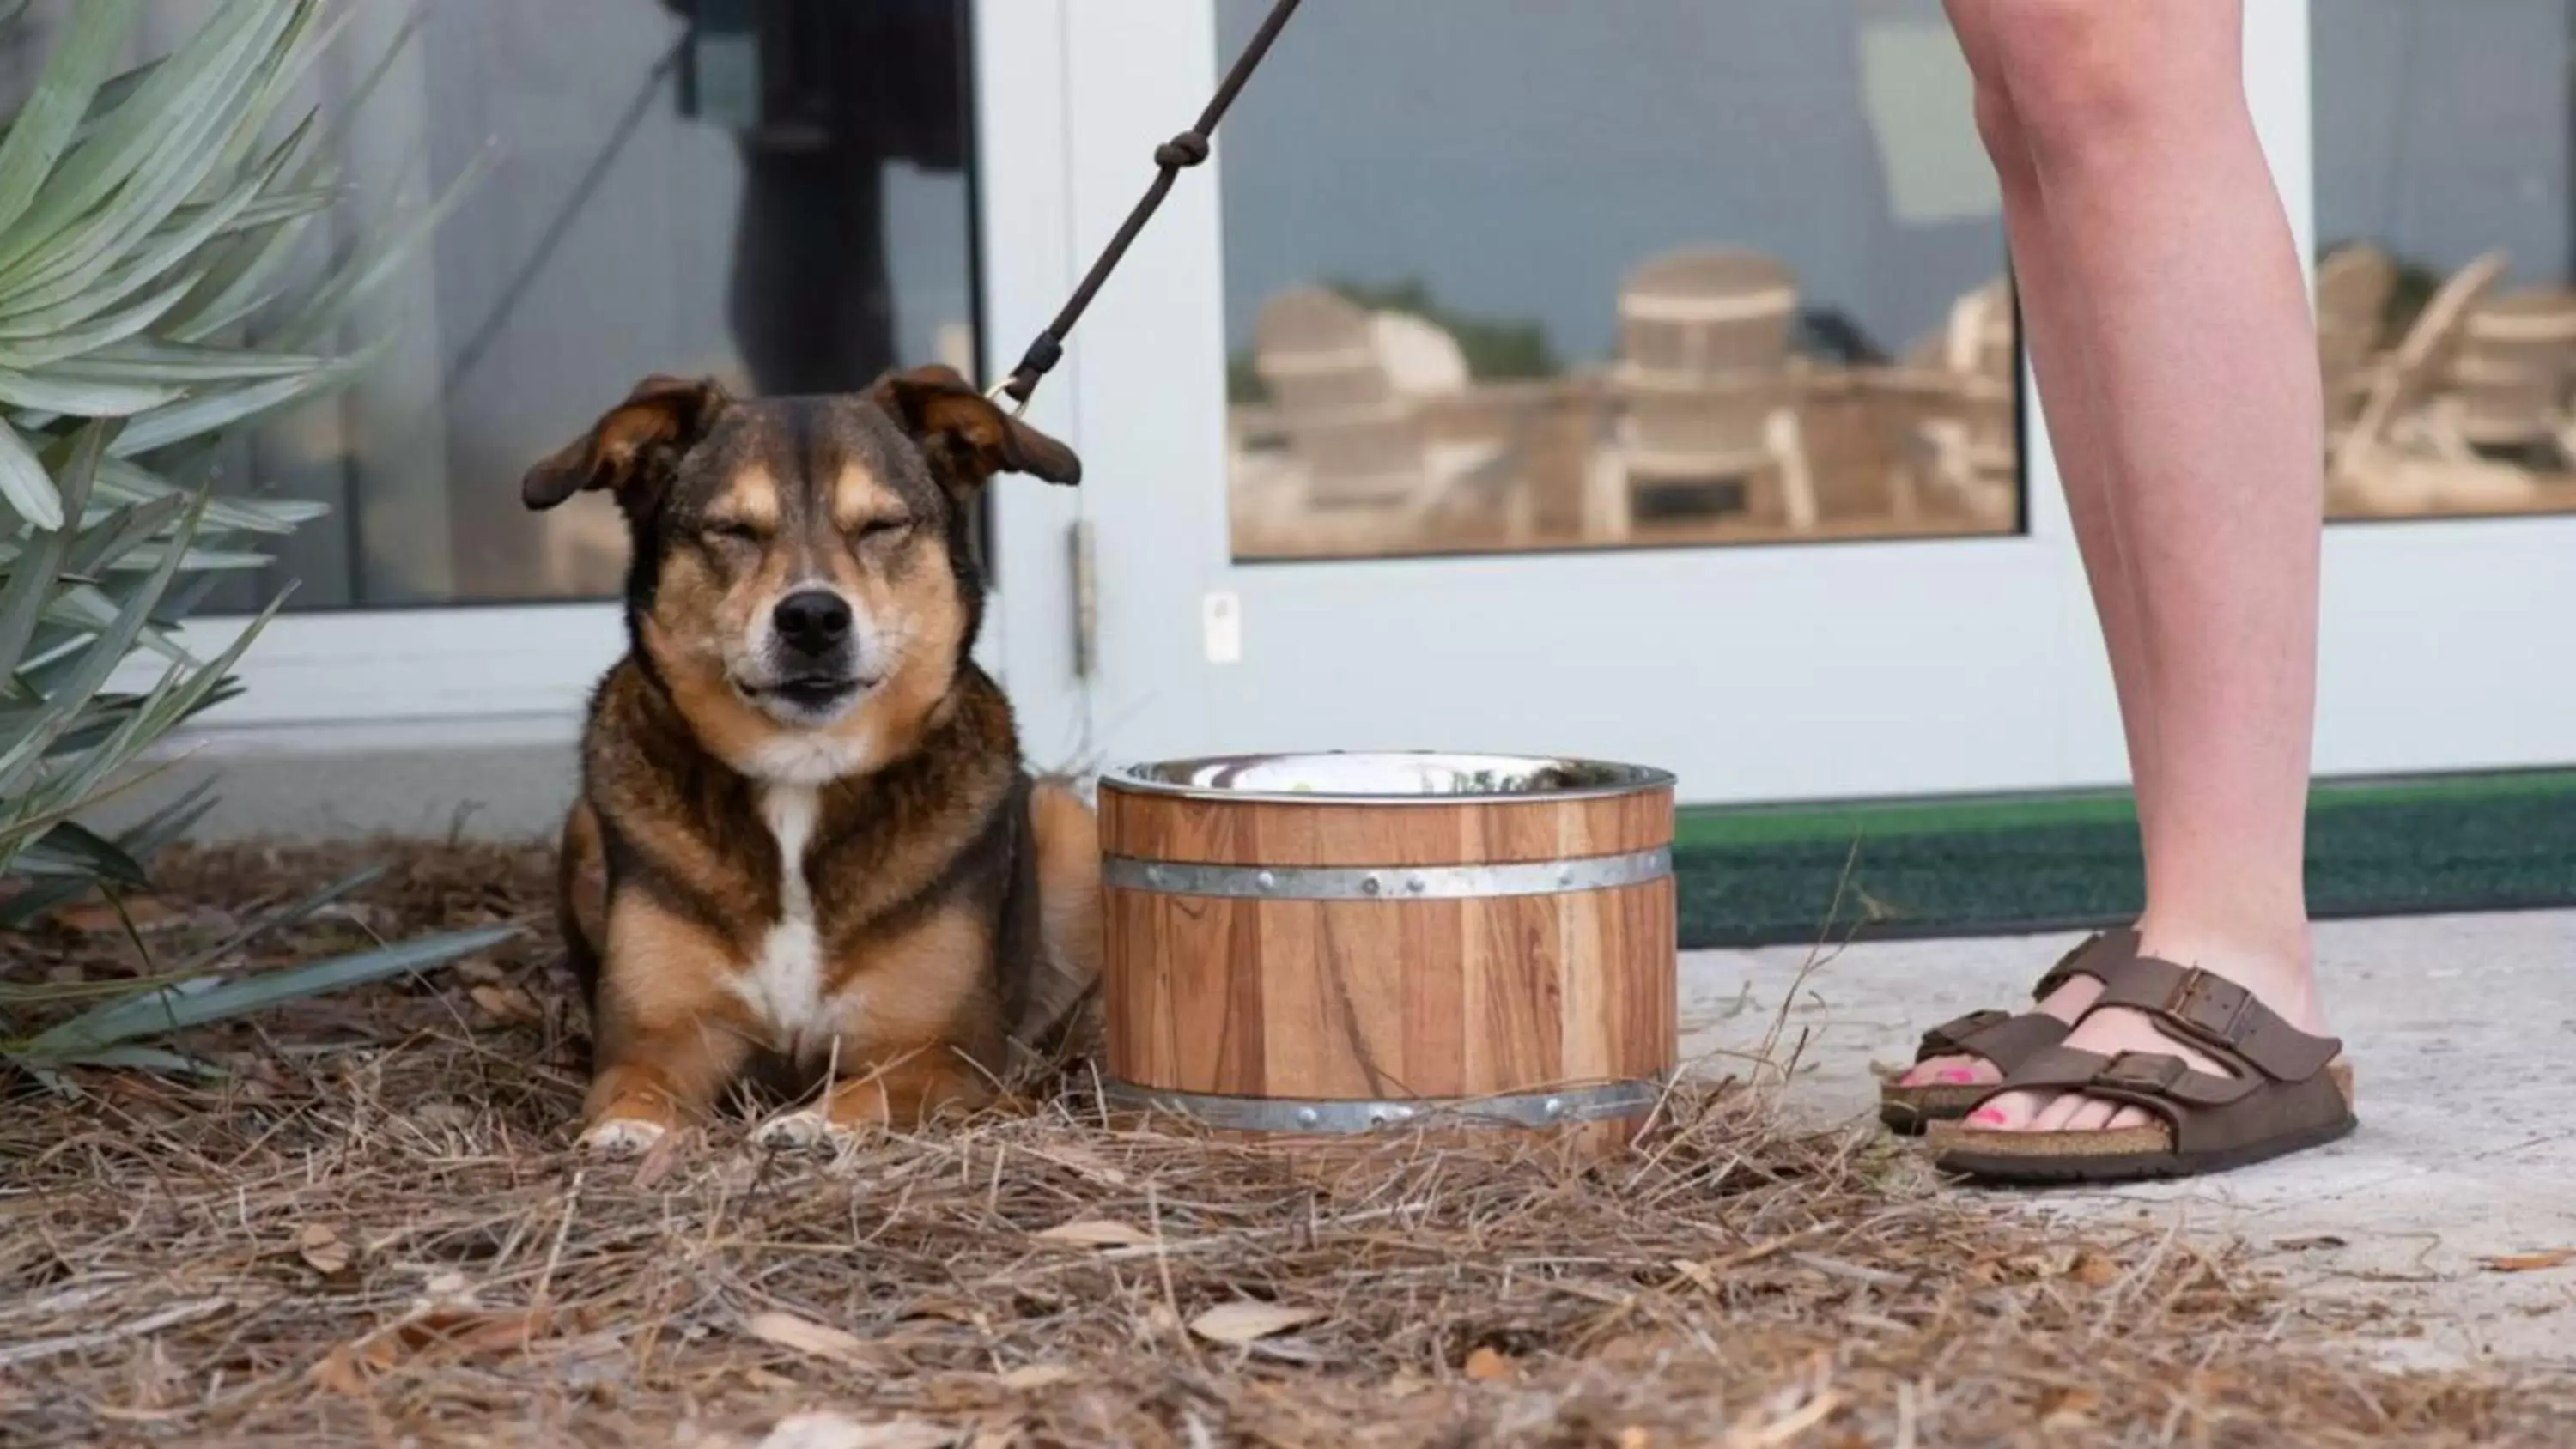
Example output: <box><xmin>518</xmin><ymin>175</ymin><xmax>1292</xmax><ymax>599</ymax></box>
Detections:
<box><xmin>2</xmin><ymin>841</ymin><xmax>2568</xmax><ymax>1447</ymax></box>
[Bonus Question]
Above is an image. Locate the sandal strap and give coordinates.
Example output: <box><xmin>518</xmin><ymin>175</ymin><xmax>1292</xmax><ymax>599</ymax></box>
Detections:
<box><xmin>2031</xmin><ymin>927</ymin><xmax>2140</xmax><ymax>1000</ymax></box>
<box><xmin>1978</xmin><ymin>1045</ymin><xmax>2261</xmax><ymax>1107</ymax></box>
<box><xmin>1960</xmin><ymin>957</ymin><xmax>2351</xmax><ymax>1158</ymax></box>
<box><xmin>1969</xmin><ymin>1041</ymin><xmax>2348</xmax><ymax>1155</ymax></box>
<box><xmin>1905</xmin><ymin>929</ymin><xmax>2138</xmax><ymax>1073</ymax></box>
<box><xmin>1914</xmin><ymin>1009</ymin><xmax>2070</xmax><ymax>1070</ymax></box>
<box><xmin>2084</xmin><ymin>955</ymin><xmax>2341</xmax><ymax>1082</ymax></box>
<box><xmin>1968</xmin><ymin>1050</ymin><xmax>2360</xmax><ymax>1163</ymax></box>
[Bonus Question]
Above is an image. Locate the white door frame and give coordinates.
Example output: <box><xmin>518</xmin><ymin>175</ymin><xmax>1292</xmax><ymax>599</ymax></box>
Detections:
<box><xmin>125</xmin><ymin>2</ymin><xmax>2576</xmax><ymax>802</ymax></box>
<box><xmin>979</xmin><ymin>0</ymin><xmax>2576</xmax><ymax>806</ymax></box>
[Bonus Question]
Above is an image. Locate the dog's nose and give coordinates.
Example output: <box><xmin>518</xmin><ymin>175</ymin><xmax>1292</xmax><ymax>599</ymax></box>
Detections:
<box><xmin>773</xmin><ymin>591</ymin><xmax>852</xmax><ymax>653</ymax></box>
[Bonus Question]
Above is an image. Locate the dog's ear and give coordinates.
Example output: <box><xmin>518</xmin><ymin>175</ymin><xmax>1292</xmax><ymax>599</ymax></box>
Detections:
<box><xmin>872</xmin><ymin>364</ymin><xmax>1082</xmax><ymax>493</ymax></box>
<box><xmin>522</xmin><ymin>375</ymin><xmax>730</xmax><ymax>511</ymax></box>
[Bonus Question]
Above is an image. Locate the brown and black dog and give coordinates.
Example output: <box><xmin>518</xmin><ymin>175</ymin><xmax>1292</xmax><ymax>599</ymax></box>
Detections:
<box><xmin>523</xmin><ymin>364</ymin><xmax>1101</xmax><ymax>1154</ymax></box>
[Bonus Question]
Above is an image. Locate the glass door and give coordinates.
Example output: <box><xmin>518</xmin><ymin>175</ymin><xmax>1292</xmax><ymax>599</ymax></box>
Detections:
<box><xmin>976</xmin><ymin>0</ymin><xmax>2576</xmax><ymax>806</ymax></box>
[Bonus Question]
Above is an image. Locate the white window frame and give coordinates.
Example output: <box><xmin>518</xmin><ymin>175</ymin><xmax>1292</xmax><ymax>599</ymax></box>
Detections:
<box><xmin>134</xmin><ymin>2</ymin><xmax>2576</xmax><ymax>797</ymax></box>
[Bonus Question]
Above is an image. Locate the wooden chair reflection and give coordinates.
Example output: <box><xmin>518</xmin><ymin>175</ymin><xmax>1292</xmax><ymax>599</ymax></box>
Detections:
<box><xmin>1231</xmin><ymin>286</ymin><xmax>1517</xmax><ymax>555</ymax></box>
<box><xmin>1899</xmin><ymin>274</ymin><xmax>2019</xmax><ymax>530</ymax></box>
<box><xmin>1591</xmin><ymin>247</ymin><xmax>1816</xmax><ymax>539</ymax></box>
<box><xmin>2330</xmin><ymin>250</ymin><xmax>2535</xmax><ymax>514</ymax></box>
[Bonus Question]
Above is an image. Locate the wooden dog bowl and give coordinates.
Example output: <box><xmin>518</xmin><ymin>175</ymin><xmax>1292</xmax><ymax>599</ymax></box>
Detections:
<box><xmin>1098</xmin><ymin>752</ymin><xmax>1678</xmax><ymax>1156</ymax></box>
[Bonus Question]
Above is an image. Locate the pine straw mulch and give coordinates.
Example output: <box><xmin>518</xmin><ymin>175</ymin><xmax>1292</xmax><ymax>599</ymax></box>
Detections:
<box><xmin>2</xmin><ymin>841</ymin><xmax>2570</xmax><ymax>1448</ymax></box>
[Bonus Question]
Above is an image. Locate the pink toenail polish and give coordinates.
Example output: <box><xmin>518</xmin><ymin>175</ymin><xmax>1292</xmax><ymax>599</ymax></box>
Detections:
<box><xmin>1970</xmin><ymin>1107</ymin><xmax>2008</xmax><ymax>1125</ymax></box>
<box><xmin>1943</xmin><ymin>1070</ymin><xmax>1978</xmax><ymax>1083</ymax></box>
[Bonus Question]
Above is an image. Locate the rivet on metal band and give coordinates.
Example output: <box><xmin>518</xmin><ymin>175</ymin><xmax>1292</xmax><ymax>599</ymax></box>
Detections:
<box><xmin>1101</xmin><ymin>846</ymin><xmax>1671</xmax><ymax>901</ymax></box>
<box><xmin>1098</xmin><ymin>1078</ymin><xmax>1665</xmax><ymax>1134</ymax></box>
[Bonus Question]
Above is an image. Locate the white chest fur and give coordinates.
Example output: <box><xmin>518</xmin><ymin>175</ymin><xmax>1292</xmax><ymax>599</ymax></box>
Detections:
<box><xmin>730</xmin><ymin>784</ymin><xmax>854</xmax><ymax>1053</ymax></box>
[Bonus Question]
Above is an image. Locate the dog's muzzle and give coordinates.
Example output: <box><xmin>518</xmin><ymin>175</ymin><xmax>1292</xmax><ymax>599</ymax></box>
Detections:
<box><xmin>743</xmin><ymin>589</ymin><xmax>868</xmax><ymax>720</ymax></box>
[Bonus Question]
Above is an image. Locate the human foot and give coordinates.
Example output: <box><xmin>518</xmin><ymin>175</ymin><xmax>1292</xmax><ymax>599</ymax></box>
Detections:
<box><xmin>1878</xmin><ymin>929</ymin><xmax>2136</xmax><ymax>1133</ymax></box>
<box><xmin>1927</xmin><ymin>940</ymin><xmax>2355</xmax><ymax>1184</ymax></box>
<box><xmin>1964</xmin><ymin>932</ymin><xmax>2324</xmax><ymax>1134</ymax></box>
<box><xmin>1958</xmin><ymin>937</ymin><xmax>2329</xmax><ymax>1137</ymax></box>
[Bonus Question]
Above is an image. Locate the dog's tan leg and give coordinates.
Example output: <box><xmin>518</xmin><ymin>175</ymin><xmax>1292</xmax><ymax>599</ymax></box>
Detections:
<box><xmin>580</xmin><ymin>899</ymin><xmax>752</xmax><ymax>1155</ymax></box>
<box><xmin>558</xmin><ymin>803</ymin><xmax>608</xmax><ymax>960</ymax></box>
<box><xmin>757</xmin><ymin>906</ymin><xmax>1003</xmax><ymax>1149</ymax></box>
<box><xmin>1018</xmin><ymin>780</ymin><xmax>1103</xmax><ymax>1048</ymax></box>
<box><xmin>758</xmin><ymin>1047</ymin><xmax>992</xmax><ymax>1150</ymax></box>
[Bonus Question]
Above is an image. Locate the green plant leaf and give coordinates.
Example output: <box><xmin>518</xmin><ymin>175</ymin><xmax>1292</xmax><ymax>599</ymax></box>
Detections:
<box><xmin>220</xmin><ymin>186</ymin><xmax>335</xmax><ymax>236</ymax></box>
<box><xmin>94</xmin><ymin>456</ymin><xmax>325</xmax><ymax>534</ymax></box>
<box><xmin>0</xmin><ymin>774</ymin><xmax>212</xmax><ymax>938</ymax></box>
<box><xmin>0</xmin><ymin>270</ymin><xmax>206</xmax><ymax>365</ymax></box>
<box><xmin>279</xmin><ymin>149</ymin><xmax>492</xmax><ymax>347</ymax></box>
<box><xmin>0</xmin><ymin>0</ymin><xmax>283</xmax><ymax>280</ymax></box>
<box><xmin>43</xmin><ymin>340</ymin><xmax>331</xmax><ymax>385</ymax></box>
<box><xmin>0</xmin><ymin>371</ymin><xmax>183</xmax><ymax>416</ymax></box>
<box><xmin>0</xmin><ymin>487</ymin><xmax>201</xmax><ymax>822</ymax></box>
<box><xmin>15</xmin><ymin>924</ymin><xmax>519</xmax><ymax>1062</ymax></box>
<box><xmin>44</xmin><ymin>1045</ymin><xmax>227</xmax><ymax>1077</ymax></box>
<box><xmin>0</xmin><ymin>0</ymin><xmax>144</xmax><ymax>237</ymax></box>
<box><xmin>112</xmin><ymin>343</ymin><xmax>378</xmax><ymax>457</ymax></box>
<box><xmin>0</xmin><ymin>418</ymin><xmax>112</xmax><ymax>664</ymax></box>
<box><xmin>1</xmin><ymin>8</ymin><xmax>300</xmax><ymax>308</ymax></box>
<box><xmin>0</xmin><ymin>413</ymin><xmax>59</xmax><ymax>528</ymax></box>
<box><xmin>14</xmin><ymin>820</ymin><xmax>149</xmax><ymax>887</ymax></box>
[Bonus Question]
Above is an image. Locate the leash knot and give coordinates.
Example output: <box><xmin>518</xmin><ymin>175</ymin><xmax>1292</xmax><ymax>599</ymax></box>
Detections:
<box><xmin>1155</xmin><ymin>131</ymin><xmax>1212</xmax><ymax>169</ymax></box>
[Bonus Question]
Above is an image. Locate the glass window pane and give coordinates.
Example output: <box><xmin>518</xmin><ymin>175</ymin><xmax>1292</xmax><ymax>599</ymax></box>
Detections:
<box><xmin>2314</xmin><ymin>2</ymin><xmax>2576</xmax><ymax>524</ymax></box>
<box><xmin>1215</xmin><ymin>0</ymin><xmax>2020</xmax><ymax>562</ymax></box>
<box><xmin>3</xmin><ymin>0</ymin><xmax>978</xmax><ymax>609</ymax></box>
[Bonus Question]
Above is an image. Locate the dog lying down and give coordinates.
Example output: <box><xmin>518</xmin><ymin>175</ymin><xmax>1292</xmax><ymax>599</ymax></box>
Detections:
<box><xmin>522</xmin><ymin>364</ymin><xmax>1102</xmax><ymax>1155</ymax></box>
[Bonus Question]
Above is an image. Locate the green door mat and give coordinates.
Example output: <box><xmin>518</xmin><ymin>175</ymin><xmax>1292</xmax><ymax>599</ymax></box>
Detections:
<box><xmin>1674</xmin><ymin>768</ymin><xmax>2576</xmax><ymax>949</ymax></box>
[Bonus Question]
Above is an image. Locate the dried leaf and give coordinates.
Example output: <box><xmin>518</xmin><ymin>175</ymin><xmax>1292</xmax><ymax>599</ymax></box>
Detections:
<box><xmin>2479</xmin><ymin>1248</ymin><xmax>2576</xmax><ymax>1274</ymax></box>
<box><xmin>469</xmin><ymin>984</ymin><xmax>539</xmax><ymax>1024</ymax></box>
<box><xmin>1463</xmin><ymin>1345</ymin><xmax>1516</xmax><ymax>1381</ymax></box>
<box><xmin>1188</xmin><ymin>1300</ymin><xmax>1321</xmax><ymax>1345</ymax></box>
<box><xmin>744</xmin><ymin>1310</ymin><xmax>874</xmax><ymax>1367</ymax></box>
<box><xmin>454</xmin><ymin>957</ymin><xmax>506</xmax><ymax>984</ymax></box>
<box><xmin>756</xmin><ymin>1412</ymin><xmax>956</xmax><ymax>1449</ymax></box>
<box><xmin>2039</xmin><ymin>1388</ymin><xmax>2100</xmax><ymax>1427</ymax></box>
<box><xmin>1032</xmin><ymin>1218</ymin><xmax>1153</xmax><ymax>1248</ymax></box>
<box><xmin>305</xmin><ymin>1344</ymin><xmax>369</xmax><ymax>1396</ymax></box>
<box><xmin>999</xmin><ymin>1363</ymin><xmax>1080</xmax><ymax>1390</ymax></box>
<box><xmin>2069</xmin><ymin>1252</ymin><xmax>2121</xmax><ymax>1289</ymax></box>
<box><xmin>48</xmin><ymin>897</ymin><xmax>179</xmax><ymax>933</ymax></box>
<box><xmin>1030</xmin><ymin>1143</ymin><xmax>1129</xmax><ymax>1185</ymax></box>
<box><xmin>447</xmin><ymin>1311</ymin><xmax>550</xmax><ymax>1356</ymax></box>
<box><xmin>296</xmin><ymin>1222</ymin><xmax>350</xmax><ymax>1275</ymax></box>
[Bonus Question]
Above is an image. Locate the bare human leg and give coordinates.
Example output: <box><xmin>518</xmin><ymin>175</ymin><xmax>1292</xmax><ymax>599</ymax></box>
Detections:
<box><xmin>1923</xmin><ymin>0</ymin><xmax>2331</xmax><ymax>1143</ymax></box>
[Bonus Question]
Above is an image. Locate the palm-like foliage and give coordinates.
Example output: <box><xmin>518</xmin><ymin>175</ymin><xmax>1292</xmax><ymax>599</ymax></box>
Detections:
<box><xmin>0</xmin><ymin>0</ymin><xmax>508</xmax><ymax>1078</ymax></box>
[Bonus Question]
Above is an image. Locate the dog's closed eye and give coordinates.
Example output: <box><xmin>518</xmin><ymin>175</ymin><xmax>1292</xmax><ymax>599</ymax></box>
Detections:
<box><xmin>848</xmin><ymin>516</ymin><xmax>913</xmax><ymax>546</ymax></box>
<box><xmin>702</xmin><ymin>518</ymin><xmax>764</xmax><ymax>548</ymax></box>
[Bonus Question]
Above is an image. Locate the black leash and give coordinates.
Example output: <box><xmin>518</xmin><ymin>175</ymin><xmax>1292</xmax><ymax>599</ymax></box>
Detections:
<box><xmin>988</xmin><ymin>0</ymin><xmax>1305</xmax><ymax>410</ymax></box>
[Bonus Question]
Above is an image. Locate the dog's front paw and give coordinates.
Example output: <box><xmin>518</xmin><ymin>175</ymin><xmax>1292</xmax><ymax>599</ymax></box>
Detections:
<box><xmin>579</xmin><ymin>1117</ymin><xmax>671</xmax><ymax>1156</ymax></box>
<box><xmin>753</xmin><ymin>1108</ymin><xmax>854</xmax><ymax>1152</ymax></box>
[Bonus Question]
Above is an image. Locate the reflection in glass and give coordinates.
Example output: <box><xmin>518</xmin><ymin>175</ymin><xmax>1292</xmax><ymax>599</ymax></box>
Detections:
<box><xmin>2316</xmin><ymin>1</ymin><xmax>2576</xmax><ymax>523</ymax></box>
<box><xmin>0</xmin><ymin>0</ymin><xmax>978</xmax><ymax>609</ymax></box>
<box><xmin>1215</xmin><ymin>1</ymin><xmax>2022</xmax><ymax>562</ymax></box>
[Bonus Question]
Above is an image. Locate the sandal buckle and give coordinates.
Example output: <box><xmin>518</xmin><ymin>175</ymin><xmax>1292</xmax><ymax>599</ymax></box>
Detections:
<box><xmin>2164</xmin><ymin>967</ymin><xmax>2251</xmax><ymax>1048</ymax></box>
<box><xmin>2093</xmin><ymin>1052</ymin><xmax>2186</xmax><ymax>1092</ymax></box>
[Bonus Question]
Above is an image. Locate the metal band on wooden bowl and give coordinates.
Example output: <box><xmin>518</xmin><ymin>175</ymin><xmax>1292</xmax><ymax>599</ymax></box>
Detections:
<box><xmin>1099</xmin><ymin>1078</ymin><xmax>1665</xmax><ymax>1133</ymax></box>
<box><xmin>1102</xmin><ymin>846</ymin><xmax>1672</xmax><ymax>901</ymax></box>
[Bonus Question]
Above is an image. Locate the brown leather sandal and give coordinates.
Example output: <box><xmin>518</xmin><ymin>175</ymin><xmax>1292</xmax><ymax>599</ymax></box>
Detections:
<box><xmin>1927</xmin><ymin>954</ymin><xmax>2356</xmax><ymax>1184</ymax></box>
<box><xmin>1877</xmin><ymin>928</ymin><xmax>2138</xmax><ymax>1135</ymax></box>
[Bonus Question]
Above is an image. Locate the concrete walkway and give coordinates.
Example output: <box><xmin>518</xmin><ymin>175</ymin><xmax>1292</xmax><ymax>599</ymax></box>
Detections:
<box><xmin>1676</xmin><ymin>910</ymin><xmax>2576</xmax><ymax>1371</ymax></box>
